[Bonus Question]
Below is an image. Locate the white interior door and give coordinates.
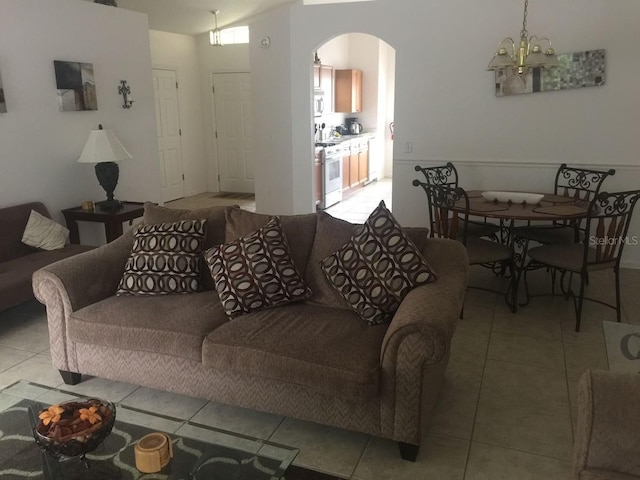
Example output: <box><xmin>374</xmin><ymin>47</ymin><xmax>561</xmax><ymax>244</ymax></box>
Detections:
<box><xmin>153</xmin><ymin>69</ymin><xmax>185</xmax><ymax>202</ymax></box>
<box><xmin>213</xmin><ymin>73</ymin><xmax>254</xmax><ymax>193</ymax></box>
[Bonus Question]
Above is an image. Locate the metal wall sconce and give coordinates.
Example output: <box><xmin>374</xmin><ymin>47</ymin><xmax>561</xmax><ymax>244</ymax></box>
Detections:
<box><xmin>118</xmin><ymin>80</ymin><xmax>134</xmax><ymax>109</ymax></box>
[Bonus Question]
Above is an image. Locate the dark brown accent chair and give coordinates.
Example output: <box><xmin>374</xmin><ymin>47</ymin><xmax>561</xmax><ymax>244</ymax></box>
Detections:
<box><xmin>0</xmin><ymin>202</ymin><xmax>94</xmax><ymax>313</ymax></box>
<box><xmin>525</xmin><ymin>190</ymin><xmax>640</xmax><ymax>331</ymax></box>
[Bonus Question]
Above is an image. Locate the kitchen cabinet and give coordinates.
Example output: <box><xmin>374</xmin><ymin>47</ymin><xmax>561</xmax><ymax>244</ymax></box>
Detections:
<box><xmin>342</xmin><ymin>152</ymin><xmax>350</xmax><ymax>190</ymax></box>
<box><xmin>314</xmin><ymin>150</ymin><xmax>323</xmax><ymax>207</ymax></box>
<box><xmin>341</xmin><ymin>138</ymin><xmax>369</xmax><ymax>190</ymax></box>
<box><xmin>334</xmin><ymin>69</ymin><xmax>362</xmax><ymax>113</ymax></box>
<box><xmin>349</xmin><ymin>146</ymin><xmax>359</xmax><ymax>188</ymax></box>
<box><xmin>358</xmin><ymin>145</ymin><xmax>369</xmax><ymax>184</ymax></box>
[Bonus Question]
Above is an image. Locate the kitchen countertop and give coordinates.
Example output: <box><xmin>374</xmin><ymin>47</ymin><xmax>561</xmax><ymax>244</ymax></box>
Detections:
<box><xmin>315</xmin><ymin>132</ymin><xmax>375</xmax><ymax>147</ymax></box>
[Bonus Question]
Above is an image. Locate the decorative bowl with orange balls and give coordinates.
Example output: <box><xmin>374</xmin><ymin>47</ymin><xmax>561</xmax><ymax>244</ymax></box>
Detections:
<box><xmin>33</xmin><ymin>398</ymin><xmax>116</xmax><ymax>460</ymax></box>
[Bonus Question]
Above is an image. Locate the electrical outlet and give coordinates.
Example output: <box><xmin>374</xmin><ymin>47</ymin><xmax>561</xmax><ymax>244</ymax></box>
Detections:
<box><xmin>405</xmin><ymin>141</ymin><xmax>413</xmax><ymax>153</ymax></box>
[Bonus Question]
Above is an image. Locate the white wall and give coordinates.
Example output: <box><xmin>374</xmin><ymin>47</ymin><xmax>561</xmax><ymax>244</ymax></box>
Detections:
<box><xmin>347</xmin><ymin>33</ymin><xmax>378</xmax><ymax>132</ymax></box>
<box><xmin>248</xmin><ymin>7</ymin><xmax>295</xmax><ymax>213</ymax></box>
<box><xmin>379</xmin><ymin>41</ymin><xmax>395</xmax><ymax>178</ymax></box>
<box><xmin>149</xmin><ymin>30</ymin><xmax>207</xmax><ymax>197</ymax></box>
<box><xmin>196</xmin><ymin>37</ymin><xmax>251</xmax><ymax>192</ymax></box>
<box><xmin>249</xmin><ymin>0</ymin><xmax>640</xmax><ymax>266</ymax></box>
<box><xmin>0</xmin><ymin>0</ymin><xmax>160</xmax><ymax>245</ymax></box>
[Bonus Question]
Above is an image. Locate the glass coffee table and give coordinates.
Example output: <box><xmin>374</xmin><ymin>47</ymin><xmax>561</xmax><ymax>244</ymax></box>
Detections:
<box><xmin>0</xmin><ymin>380</ymin><xmax>298</xmax><ymax>479</ymax></box>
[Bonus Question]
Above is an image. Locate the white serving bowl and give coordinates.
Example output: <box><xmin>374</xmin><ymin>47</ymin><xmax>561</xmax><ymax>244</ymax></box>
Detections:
<box><xmin>482</xmin><ymin>191</ymin><xmax>544</xmax><ymax>204</ymax></box>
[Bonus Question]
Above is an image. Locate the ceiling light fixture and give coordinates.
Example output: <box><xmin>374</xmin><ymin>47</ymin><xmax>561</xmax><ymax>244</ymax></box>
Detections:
<box><xmin>487</xmin><ymin>0</ymin><xmax>558</xmax><ymax>75</ymax></box>
<box><xmin>209</xmin><ymin>10</ymin><xmax>223</xmax><ymax>47</ymax></box>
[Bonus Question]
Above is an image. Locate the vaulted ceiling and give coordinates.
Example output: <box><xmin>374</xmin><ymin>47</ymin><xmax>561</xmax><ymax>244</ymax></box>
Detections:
<box><xmin>112</xmin><ymin>0</ymin><xmax>295</xmax><ymax>35</ymax></box>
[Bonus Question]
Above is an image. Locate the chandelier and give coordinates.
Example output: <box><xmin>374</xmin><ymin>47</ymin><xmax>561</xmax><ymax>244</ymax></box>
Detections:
<box><xmin>487</xmin><ymin>0</ymin><xmax>558</xmax><ymax>75</ymax></box>
<box><xmin>209</xmin><ymin>10</ymin><xmax>223</xmax><ymax>47</ymax></box>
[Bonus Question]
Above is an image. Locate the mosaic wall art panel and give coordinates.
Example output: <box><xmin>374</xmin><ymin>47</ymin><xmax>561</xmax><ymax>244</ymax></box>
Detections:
<box><xmin>495</xmin><ymin>49</ymin><xmax>606</xmax><ymax>97</ymax></box>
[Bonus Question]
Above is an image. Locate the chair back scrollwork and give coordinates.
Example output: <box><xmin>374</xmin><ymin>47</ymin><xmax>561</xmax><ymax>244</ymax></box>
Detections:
<box><xmin>555</xmin><ymin>163</ymin><xmax>616</xmax><ymax>202</ymax></box>
<box><xmin>414</xmin><ymin>163</ymin><xmax>459</xmax><ymax>188</ymax></box>
<box><xmin>584</xmin><ymin>190</ymin><xmax>640</xmax><ymax>266</ymax></box>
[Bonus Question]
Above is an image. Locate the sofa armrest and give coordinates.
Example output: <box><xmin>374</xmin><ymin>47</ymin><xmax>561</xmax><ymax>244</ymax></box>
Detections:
<box><xmin>379</xmin><ymin>238</ymin><xmax>469</xmax><ymax>443</ymax></box>
<box><xmin>381</xmin><ymin>238</ymin><xmax>468</xmax><ymax>363</ymax></box>
<box><xmin>32</xmin><ymin>231</ymin><xmax>133</xmax><ymax>373</ymax></box>
<box><xmin>573</xmin><ymin>370</ymin><xmax>640</xmax><ymax>479</ymax></box>
<box><xmin>33</xmin><ymin>230</ymin><xmax>133</xmax><ymax>312</ymax></box>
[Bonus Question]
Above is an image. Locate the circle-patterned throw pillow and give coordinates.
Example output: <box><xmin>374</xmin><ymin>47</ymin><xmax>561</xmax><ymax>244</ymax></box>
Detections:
<box><xmin>117</xmin><ymin>219</ymin><xmax>207</xmax><ymax>296</ymax></box>
<box><xmin>321</xmin><ymin>201</ymin><xmax>436</xmax><ymax>325</ymax></box>
<box><xmin>204</xmin><ymin>217</ymin><xmax>312</xmax><ymax>318</ymax></box>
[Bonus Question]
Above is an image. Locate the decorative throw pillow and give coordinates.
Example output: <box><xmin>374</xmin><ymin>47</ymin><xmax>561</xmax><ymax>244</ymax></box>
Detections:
<box><xmin>321</xmin><ymin>200</ymin><xmax>437</xmax><ymax>326</ymax></box>
<box><xmin>117</xmin><ymin>219</ymin><xmax>207</xmax><ymax>296</ymax></box>
<box><xmin>204</xmin><ymin>217</ymin><xmax>312</xmax><ymax>318</ymax></box>
<box><xmin>21</xmin><ymin>210</ymin><xmax>69</xmax><ymax>250</ymax></box>
<box><xmin>143</xmin><ymin>202</ymin><xmax>236</xmax><ymax>290</ymax></box>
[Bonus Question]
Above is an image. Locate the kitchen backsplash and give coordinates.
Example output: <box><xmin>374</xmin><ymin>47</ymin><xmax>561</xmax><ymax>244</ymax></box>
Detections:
<box><xmin>315</xmin><ymin>112</ymin><xmax>376</xmax><ymax>142</ymax></box>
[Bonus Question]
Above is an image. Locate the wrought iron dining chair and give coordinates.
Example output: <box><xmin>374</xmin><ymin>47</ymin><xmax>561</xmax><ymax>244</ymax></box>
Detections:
<box><xmin>524</xmin><ymin>190</ymin><xmax>640</xmax><ymax>332</ymax></box>
<box><xmin>516</xmin><ymin>163</ymin><xmax>616</xmax><ymax>245</ymax></box>
<box><xmin>413</xmin><ymin>181</ymin><xmax>515</xmax><ymax>309</ymax></box>
<box><xmin>414</xmin><ymin>163</ymin><xmax>500</xmax><ymax>239</ymax></box>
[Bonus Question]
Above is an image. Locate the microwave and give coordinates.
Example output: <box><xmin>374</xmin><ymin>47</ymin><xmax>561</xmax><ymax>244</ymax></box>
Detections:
<box><xmin>313</xmin><ymin>89</ymin><xmax>325</xmax><ymax>117</ymax></box>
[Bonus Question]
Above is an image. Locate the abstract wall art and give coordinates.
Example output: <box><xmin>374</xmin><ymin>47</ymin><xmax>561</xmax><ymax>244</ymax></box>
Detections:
<box><xmin>54</xmin><ymin>60</ymin><xmax>98</xmax><ymax>111</ymax></box>
<box><xmin>495</xmin><ymin>49</ymin><xmax>606</xmax><ymax>97</ymax></box>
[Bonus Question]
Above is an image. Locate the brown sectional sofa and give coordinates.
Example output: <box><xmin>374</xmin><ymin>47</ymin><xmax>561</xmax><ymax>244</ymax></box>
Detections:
<box><xmin>32</xmin><ymin>204</ymin><xmax>469</xmax><ymax>460</ymax></box>
<box><xmin>0</xmin><ymin>202</ymin><xmax>94</xmax><ymax>312</ymax></box>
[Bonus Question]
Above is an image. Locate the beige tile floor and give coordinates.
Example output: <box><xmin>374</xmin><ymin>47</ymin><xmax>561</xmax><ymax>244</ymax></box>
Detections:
<box><xmin>1</xmin><ymin>179</ymin><xmax>637</xmax><ymax>478</ymax></box>
<box><xmin>164</xmin><ymin>177</ymin><xmax>392</xmax><ymax>225</ymax></box>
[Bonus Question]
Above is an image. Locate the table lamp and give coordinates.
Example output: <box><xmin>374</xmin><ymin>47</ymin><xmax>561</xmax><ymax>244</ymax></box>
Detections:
<box><xmin>77</xmin><ymin>124</ymin><xmax>132</xmax><ymax>211</ymax></box>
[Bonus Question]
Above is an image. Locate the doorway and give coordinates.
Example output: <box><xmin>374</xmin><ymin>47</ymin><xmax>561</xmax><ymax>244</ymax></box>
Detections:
<box><xmin>212</xmin><ymin>72</ymin><xmax>254</xmax><ymax>194</ymax></box>
<box><xmin>312</xmin><ymin>33</ymin><xmax>396</xmax><ymax>219</ymax></box>
<box><xmin>152</xmin><ymin>69</ymin><xmax>185</xmax><ymax>203</ymax></box>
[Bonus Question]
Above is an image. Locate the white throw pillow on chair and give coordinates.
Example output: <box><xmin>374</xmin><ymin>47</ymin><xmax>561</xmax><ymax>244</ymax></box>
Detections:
<box><xmin>21</xmin><ymin>210</ymin><xmax>69</xmax><ymax>250</ymax></box>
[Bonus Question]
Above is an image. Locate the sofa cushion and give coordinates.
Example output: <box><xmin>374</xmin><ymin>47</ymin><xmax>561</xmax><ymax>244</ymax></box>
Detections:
<box><xmin>68</xmin><ymin>291</ymin><xmax>227</xmax><ymax>361</ymax></box>
<box><xmin>21</xmin><ymin>210</ymin><xmax>69</xmax><ymax>250</ymax></box>
<box><xmin>0</xmin><ymin>245</ymin><xmax>93</xmax><ymax>312</ymax></box>
<box><xmin>403</xmin><ymin>227</ymin><xmax>430</xmax><ymax>252</ymax></box>
<box><xmin>205</xmin><ymin>217</ymin><xmax>311</xmax><ymax>317</ymax></box>
<box><xmin>117</xmin><ymin>220</ymin><xmax>206</xmax><ymax>296</ymax></box>
<box><xmin>321</xmin><ymin>201</ymin><xmax>437</xmax><ymax>325</ymax></box>
<box><xmin>304</xmin><ymin>213</ymin><xmax>360</xmax><ymax>309</ymax></box>
<box><xmin>143</xmin><ymin>203</ymin><xmax>234</xmax><ymax>290</ymax></box>
<box><xmin>143</xmin><ymin>202</ymin><xmax>231</xmax><ymax>249</ymax></box>
<box><xmin>202</xmin><ymin>303</ymin><xmax>387</xmax><ymax>399</ymax></box>
<box><xmin>224</xmin><ymin>209</ymin><xmax>317</xmax><ymax>276</ymax></box>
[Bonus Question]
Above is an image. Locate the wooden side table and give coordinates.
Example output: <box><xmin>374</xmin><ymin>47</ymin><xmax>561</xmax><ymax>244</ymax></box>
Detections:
<box><xmin>62</xmin><ymin>202</ymin><xmax>145</xmax><ymax>244</ymax></box>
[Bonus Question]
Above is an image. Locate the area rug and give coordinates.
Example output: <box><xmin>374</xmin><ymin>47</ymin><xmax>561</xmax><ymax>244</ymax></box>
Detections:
<box><xmin>0</xmin><ymin>399</ymin><xmax>342</xmax><ymax>480</ymax></box>
<box><xmin>602</xmin><ymin>320</ymin><xmax>640</xmax><ymax>373</ymax></box>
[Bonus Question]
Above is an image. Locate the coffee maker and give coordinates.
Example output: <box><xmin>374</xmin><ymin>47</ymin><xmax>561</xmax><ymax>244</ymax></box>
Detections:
<box><xmin>345</xmin><ymin>117</ymin><xmax>363</xmax><ymax>135</ymax></box>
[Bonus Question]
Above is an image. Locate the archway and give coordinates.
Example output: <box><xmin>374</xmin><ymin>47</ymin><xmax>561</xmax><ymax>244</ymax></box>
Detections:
<box><xmin>311</xmin><ymin>32</ymin><xmax>396</xmax><ymax>221</ymax></box>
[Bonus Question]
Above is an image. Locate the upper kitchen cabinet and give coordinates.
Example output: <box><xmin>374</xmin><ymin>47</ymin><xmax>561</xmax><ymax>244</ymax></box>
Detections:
<box><xmin>334</xmin><ymin>69</ymin><xmax>362</xmax><ymax>113</ymax></box>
